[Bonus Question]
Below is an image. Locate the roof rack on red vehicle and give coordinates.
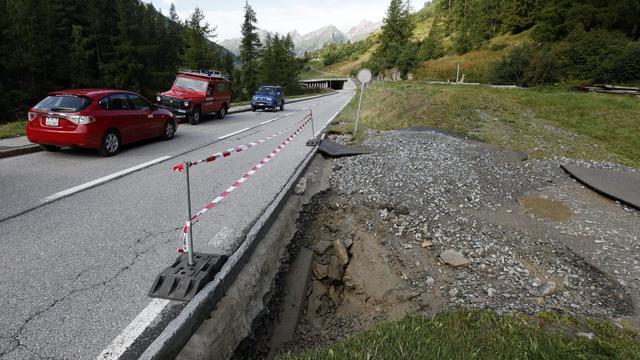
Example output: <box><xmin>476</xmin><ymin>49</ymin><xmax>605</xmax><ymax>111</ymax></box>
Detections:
<box><xmin>178</xmin><ymin>68</ymin><xmax>229</xmax><ymax>80</ymax></box>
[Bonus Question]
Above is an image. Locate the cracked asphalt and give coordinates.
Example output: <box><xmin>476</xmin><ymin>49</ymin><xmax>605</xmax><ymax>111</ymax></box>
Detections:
<box><xmin>0</xmin><ymin>90</ymin><xmax>354</xmax><ymax>360</ymax></box>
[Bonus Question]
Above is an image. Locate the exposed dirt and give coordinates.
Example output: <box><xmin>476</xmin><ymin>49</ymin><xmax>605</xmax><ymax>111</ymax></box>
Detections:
<box><xmin>270</xmin><ymin>130</ymin><xmax>640</xmax><ymax>357</ymax></box>
<box><xmin>519</xmin><ymin>196</ymin><xmax>573</xmax><ymax>222</ymax></box>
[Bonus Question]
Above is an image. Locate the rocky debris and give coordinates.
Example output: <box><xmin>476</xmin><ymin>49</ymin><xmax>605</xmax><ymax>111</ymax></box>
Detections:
<box><xmin>311</xmin><ymin>241</ymin><xmax>332</xmax><ymax>255</ymax></box>
<box><xmin>536</xmin><ymin>282</ymin><xmax>558</xmax><ymax>297</ymax></box>
<box><xmin>439</xmin><ymin>249</ymin><xmax>470</xmax><ymax>268</ymax></box>
<box><xmin>327</xmin><ymin>256</ymin><xmax>345</xmax><ymax>282</ymax></box>
<box><xmin>313</xmin><ymin>264</ymin><xmax>328</xmax><ymax>280</ymax></box>
<box><xmin>281</xmin><ymin>130</ymin><xmax>639</xmax><ymax>355</ymax></box>
<box><xmin>333</xmin><ymin>240</ymin><xmax>350</xmax><ymax>266</ymax></box>
<box><xmin>421</xmin><ymin>240</ymin><xmax>434</xmax><ymax>248</ymax></box>
<box><xmin>294</xmin><ymin>177</ymin><xmax>307</xmax><ymax>195</ymax></box>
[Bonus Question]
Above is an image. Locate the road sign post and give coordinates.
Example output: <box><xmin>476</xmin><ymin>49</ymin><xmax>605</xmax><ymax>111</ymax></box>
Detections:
<box><xmin>184</xmin><ymin>161</ymin><xmax>195</xmax><ymax>266</ymax></box>
<box><xmin>355</xmin><ymin>69</ymin><xmax>372</xmax><ymax>134</ymax></box>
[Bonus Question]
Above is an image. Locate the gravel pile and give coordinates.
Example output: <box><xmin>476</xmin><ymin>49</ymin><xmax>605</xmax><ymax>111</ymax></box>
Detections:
<box><xmin>327</xmin><ymin>129</ymin><xmax>638</xmax><ymax>318</ymax></box>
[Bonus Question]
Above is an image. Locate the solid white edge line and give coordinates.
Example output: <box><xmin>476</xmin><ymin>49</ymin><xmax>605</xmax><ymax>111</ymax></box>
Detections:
<box><xmin>43</xmin><ymin>156</ymin><xmax>171</xmax><ymax>203</ymax></box>
<box><xmin>218</xmin><ymin>127</ymin><xmax>250</xmax><ymax>140</ymax></box>
<box><xmin>260</xmin><ymin>117</ymin><xmax>279</xmax><ymax>125</ymax></box>
<box><xmin>97</xmin><ymin>299</ymin><xmax>170</xmax><ymax>360</ymax></box>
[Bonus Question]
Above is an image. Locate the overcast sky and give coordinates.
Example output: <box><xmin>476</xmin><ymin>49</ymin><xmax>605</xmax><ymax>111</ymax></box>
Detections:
<box><xmin>149</xmin><ymin>0</ymin><xmax>395</xmax><ymax>41</ymax></box>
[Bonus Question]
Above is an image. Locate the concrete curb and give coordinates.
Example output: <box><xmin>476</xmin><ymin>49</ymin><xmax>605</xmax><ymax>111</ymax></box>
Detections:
<box><xmin>0</xmin><ymin>144</ymin><xmax>41</xmax><ymax>159</ymax></box>
<box><xmin>138</xmin><ymin>89</ymin><xmax>354</xmax><ymax>360</ymax></box>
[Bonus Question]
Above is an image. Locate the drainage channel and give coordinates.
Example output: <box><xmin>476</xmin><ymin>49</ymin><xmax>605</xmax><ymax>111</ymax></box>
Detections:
<box><xmin>173</xmin><ymin>155</ymin><xmax>332</xmax><ymax>360</ymax></box>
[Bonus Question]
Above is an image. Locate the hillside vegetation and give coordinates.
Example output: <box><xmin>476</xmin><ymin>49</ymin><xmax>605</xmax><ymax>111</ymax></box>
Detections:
<box><xmin>330</xmin><ymin>82</ymin><xmax>640</xmax><ymax>168</ymax></box>
<box><xmin>307</xmin><ymin>0</ymin><xmax>640</xmax><ymax>86</ymax></box>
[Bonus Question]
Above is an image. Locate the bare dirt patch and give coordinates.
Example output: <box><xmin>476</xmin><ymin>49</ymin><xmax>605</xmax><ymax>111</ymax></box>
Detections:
<box><xmin>273</xmin><ymin>129</ymin><xmax>639</xmax><ymax>356</ymax></box>
<box><xmin>519</xmin><ymin>196</ymin><xmax>573</xmax><ymax>222</ymax></box>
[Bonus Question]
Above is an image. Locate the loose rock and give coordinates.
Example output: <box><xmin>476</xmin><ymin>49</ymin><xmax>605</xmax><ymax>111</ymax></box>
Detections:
<box><xmin>294</xmin><ymin>177</ymin><xmax>307</xmax><ymax>195</ymax></box>
<box><xmin>440</xmin><ymin>249</ymin><xmax>470</xmax><ymax>268</ymax></box>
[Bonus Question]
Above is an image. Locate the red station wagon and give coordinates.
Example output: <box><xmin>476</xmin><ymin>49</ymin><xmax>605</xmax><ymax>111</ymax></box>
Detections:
<box><xmin>26</xmin><ymin>89</ymin><xmax>177</xmax><ymax>156</ymax></box>
<box><xmin>156</xmin><ymin>69</ymin><xmax>231</xmax><ymax>125</ymax></box>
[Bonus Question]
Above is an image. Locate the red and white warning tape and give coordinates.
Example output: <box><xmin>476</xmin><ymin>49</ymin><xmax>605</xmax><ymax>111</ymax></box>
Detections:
<box><xmin>178</xmin><ymin>112</ymin><xmax>313</xmax><ymax>253</ymax></box>
<box><xmin>173</xmin><ymin>112</ymin><xmax>313</xmax><ymax>172</ymax></box>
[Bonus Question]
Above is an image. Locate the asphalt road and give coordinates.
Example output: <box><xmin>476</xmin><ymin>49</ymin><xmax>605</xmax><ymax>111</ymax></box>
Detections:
<box><xmin>0</xmin><ymin>89</ymin><xmax>354</xmax><ymax>360</ymax></box>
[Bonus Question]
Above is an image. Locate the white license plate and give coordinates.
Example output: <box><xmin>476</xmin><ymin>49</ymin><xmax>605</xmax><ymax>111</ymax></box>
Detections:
<box><xmin>45</xmin><ymin>117</ymin><xmax>59</xmax><ymax>127</ymax></box>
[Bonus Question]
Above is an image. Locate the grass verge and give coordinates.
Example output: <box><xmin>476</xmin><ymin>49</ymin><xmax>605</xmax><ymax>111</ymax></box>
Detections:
<box><xmin>278</xmin><ymin>310</ymin><xmax>640</xmax><ymax>360</ymax></box>
<box><xmin>0</xmin><ymin>121</ymin><xmax>26</xmax><ymax>139</ymax></box>
<box><xmin>330</xmin><ymin>81</ymin><xmax>640</xmax><ymax>167</ymax></box>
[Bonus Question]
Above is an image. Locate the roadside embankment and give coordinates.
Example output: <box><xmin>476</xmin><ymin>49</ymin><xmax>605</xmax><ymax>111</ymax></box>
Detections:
<box><xmin>268</xmin><ymin>129</ymin><xmax>640</xmax><ymax>358</ymax></box>
<box><xmin>174</xmin><ymin>155</ymin><xmax>333</xmax><ymax>360</ymax></box>
<box><xmin>329</xmin><ymin>81</ymin><xmax>640</xmax><ymax>168</ymax></box>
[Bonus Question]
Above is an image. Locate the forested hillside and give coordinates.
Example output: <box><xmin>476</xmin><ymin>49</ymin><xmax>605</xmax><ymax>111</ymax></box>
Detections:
<box><xmin>0</xmin><ymin>0</ymin><xmax>234</xmax><ymax>122</ymax></box>
<box><xmin>309</xmin><ymin>0</ymin><xmax>640</xmax><ymax>86</ymax></box>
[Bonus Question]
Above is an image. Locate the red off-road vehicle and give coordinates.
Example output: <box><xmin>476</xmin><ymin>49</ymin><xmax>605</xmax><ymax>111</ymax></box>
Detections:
<box><xmin>156</xmin><ymin>68</ymin><xmax>231</xmax><ymax>125</ymax></box>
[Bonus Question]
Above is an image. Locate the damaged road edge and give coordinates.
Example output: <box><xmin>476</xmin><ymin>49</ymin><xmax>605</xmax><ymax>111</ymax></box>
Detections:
<box><xmin>138</xmin><ymin>146</ymin><xmax>320</xmax><ymax>360</ymax></box>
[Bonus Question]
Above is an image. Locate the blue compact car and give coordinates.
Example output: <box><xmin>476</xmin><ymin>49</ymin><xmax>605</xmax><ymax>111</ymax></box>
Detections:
<box><xmin>251</xmin><ymin>86</ymin><xmax>285</xmax><ymax>112</ymax></box>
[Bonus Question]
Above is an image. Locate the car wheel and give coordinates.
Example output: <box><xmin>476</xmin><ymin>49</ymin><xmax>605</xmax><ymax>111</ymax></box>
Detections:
<box><xmin>99</xmin><ymin>130</ymin><xmax>121</xmax><ymax>157</ymax></box>
<box><xmin>217</xmin><ymin>106</ymin><xmax>227</xmax><ymax>119</ymax></box>
<box><xmin>189</xmin><ymin>106</ymin><xmax>201</xmax><ymax>125</ymax></box>
<box><xmin>162</xmin><ymin>121</ymin><xmax>176</xmax><ymax>140</ymax></box>
<box><xmin>280</xmin><ymin>102</ymin><xmax>285</xmax><ymax>111</ymax></box>
<box><xmin>251</xmin><ymin>105</ymin><xmax>256</xmax><ymax>112</ymax></box>
<box><xmin>40</xmin><ymin>144</ymin><xmax>60</xmax><ymax>152</ymax></box>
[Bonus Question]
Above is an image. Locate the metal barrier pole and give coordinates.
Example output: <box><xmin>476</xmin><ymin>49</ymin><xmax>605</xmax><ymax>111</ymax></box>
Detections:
<box><xmin>306</xmin><ymin>110</ymin><xmax>319</xmax><ymax>146</ymax></box>
<box><xmin>354</xmin><ymin>83</ymin><xmax>365</xmax><ymax>133</ymax></box>
<box><xmin>184</xmin><ymin>161</ymin><xmax>195</xmax><ymax>266</ymax></box>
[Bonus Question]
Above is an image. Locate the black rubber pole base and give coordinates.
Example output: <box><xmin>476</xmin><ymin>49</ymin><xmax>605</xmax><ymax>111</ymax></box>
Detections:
<box><xmin>148</xmin><ymin>253</ymin><xmax>227</xmax><ymax>301</ymax></box>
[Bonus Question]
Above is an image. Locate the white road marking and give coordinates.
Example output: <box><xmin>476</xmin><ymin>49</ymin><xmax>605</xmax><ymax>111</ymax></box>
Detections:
<box><xmin>284</xmin><ymin>112</ymin><xmax>293</xmax><ymax>116</ymax></box>
<box><xmin>97</xmin><ymin>299</ymin><xmax>170</xmax><ymax>360</ymax></box>
<box><xmin>260</xmin><ymin>118</ymin><xmax>279</xmax><ymax>125</ymax></box>
<box><xmin>218</xmin><ymin>127</ymin><xmax>250</xmax><ymax>140</ymax></box>
<box><xmin>43</xmin><ymin>156</ymin><xmax>171</xmax><ymax>202</ymax></box>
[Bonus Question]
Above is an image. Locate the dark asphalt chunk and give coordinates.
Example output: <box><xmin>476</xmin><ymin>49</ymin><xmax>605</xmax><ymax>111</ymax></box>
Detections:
<box><xmin>318</xmin><ymin>139</ymin><xmax>370</xmax><ymax>158</ymax></box>
<box><xmin>562</xmin><ymin>165</ymin><xmax>640</xmax><ymax>210</ymax></box>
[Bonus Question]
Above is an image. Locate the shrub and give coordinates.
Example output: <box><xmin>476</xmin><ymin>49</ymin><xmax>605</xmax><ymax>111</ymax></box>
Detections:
<box><xmin>524</xmin><ymin>46</ymin><xmax>561</xmax><ymax>85</ymax></box>
<box><xmin>594</xmin><ymin>42</ymin><xmax>640</xmax><ymax>84</ymax></box>
<box><xmin>489</xmin><ymin>44</ymin><xmax>536</xmax><ymax>85</ymax></box>
<box><xmin>562</xmin><ymin>27</ymin><xmax>629</xmax><ymax>80</ymax></box>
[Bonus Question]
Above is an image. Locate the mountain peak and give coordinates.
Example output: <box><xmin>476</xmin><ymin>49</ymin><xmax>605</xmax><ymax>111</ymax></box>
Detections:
<box><xmin>347</xmin><ymin>19</ymin><xmax>382</xmax><ymax>41</ymax></box>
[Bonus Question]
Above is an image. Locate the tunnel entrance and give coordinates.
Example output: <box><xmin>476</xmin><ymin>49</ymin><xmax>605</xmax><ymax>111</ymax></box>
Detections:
<box><xmin>300</xmin><ymin>78</ymin><xmax>348</xmax><ymax>91</ymax></box>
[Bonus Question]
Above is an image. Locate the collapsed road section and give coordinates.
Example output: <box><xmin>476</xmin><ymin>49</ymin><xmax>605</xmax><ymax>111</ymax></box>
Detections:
<box><xmin>94</xmin><ymin>87</ymin><xmax>356</xmax><ymax>360</ymax></box>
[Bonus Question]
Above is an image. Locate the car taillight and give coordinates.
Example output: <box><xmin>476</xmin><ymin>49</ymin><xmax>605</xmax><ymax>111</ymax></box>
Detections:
<box><xmin>67</xmin><ymin>115</ymin><xmax>95</xmax><ymax>125</ymax></box>
<box><xmin>27</xmin><ymin>112</ymin><xmax>37</xmax><ymax>121</ymax></box>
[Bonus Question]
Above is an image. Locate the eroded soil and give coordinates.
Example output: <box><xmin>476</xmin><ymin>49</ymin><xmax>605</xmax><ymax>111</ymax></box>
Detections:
<box><xmin>274</xmin><ymin>130</ymin><xmax>640</xmax><ymax>355</ymax></box>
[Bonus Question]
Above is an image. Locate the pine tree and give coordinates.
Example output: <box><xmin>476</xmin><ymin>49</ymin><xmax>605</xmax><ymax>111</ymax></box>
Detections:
<box><xmin>373</xmin><ymin>0</ymin><xmax>415</xmax><ymax>78</ymax></box>
<box><xmin>239</xmin><ymin>1</ymin><xmax>261</xmax><ymax>97</ymax></box>
<box><xmin>69</xmin><ymin>25</ymin><xmax>94</xmax><ymax>87</ymax></box>
<box><xmin>182</xmin><ymin>7</ymin><xmax>217</xmax><ymax>70</ymax></box>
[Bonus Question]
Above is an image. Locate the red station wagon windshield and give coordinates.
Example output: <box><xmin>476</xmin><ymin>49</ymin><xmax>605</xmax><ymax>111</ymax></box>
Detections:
<box><xmin>174</xmin><ymin>77</ymin><xmax>208</xmax><ymax>92</ymax></box>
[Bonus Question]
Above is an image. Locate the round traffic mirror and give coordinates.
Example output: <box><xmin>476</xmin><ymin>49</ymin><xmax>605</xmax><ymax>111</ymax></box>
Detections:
<box><xmin>357</xmin><ymin>69</ymin><xmax>373</xmax><ymax>84</ymax></box>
